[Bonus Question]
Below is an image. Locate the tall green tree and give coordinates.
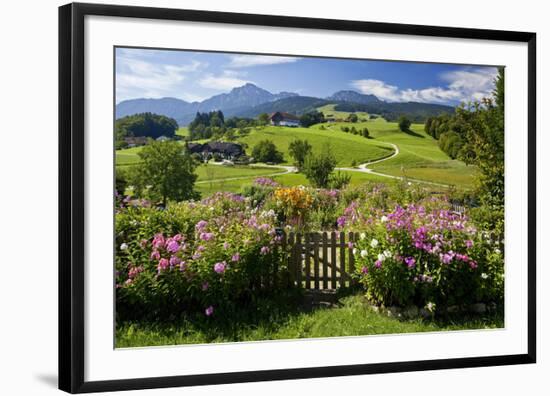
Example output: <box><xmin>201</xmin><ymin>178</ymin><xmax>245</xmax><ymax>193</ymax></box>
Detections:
<box><xmin>288</xmin><ymin>139</ymin><xmax>312</xmax><ymax>170</ymax></box>
<box><xmin>128</xmin><ymin>140</ymin><xmax>199</xmax><ymax>206</ymax></box>
<box><xmin>251</xmin><ymin>140</ymin><xmax>284</xmax><ymax>163</ymax></box>
<box><xmin>302</xmin><ymin>144</ymin><xmax>336</xmax><ymax>188</ymax></box>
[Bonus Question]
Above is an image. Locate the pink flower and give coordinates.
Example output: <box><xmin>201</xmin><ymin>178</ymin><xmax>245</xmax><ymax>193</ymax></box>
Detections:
<box><xmin>465</xmin><ymin>239</ymin><xmax>474</xmax><ymax>249</ymax></box>
<box><xmin>375</xmin><ymin>260</ymin><xmax>382</xmax><ymax>268</ymax></box>
<box><xmin>152</xmin><ymin>233</ymin><xmax>165</xmax><ymax>249</ymax></box>
<box><xmin>202</xmin><ymin>282</ymin><xmax>209</xmax><ymax>291</ymax></box>
<box><xmin>150</xmin><ymin>250</ymin><xmax>160</xmax><ymax>260</ymax></box>
<box><xmin>348</xmin><ymin>242</ymin><xmax>354</xmax><ymax>249</ymax></box>
<box><xmin>469</xmin><ymin>260</ymin><xmax>478</xmax><ymax>269</ymax></box>
<box><xmin>205</xmin><ymin>306</ymin><xmax>214</xmax><ymax>316</ymax></box>
<box><xmin>223</xmin><ymin>241</ymin><xmax>230</xmax><ymax>250</ymax></box>
<box><xmin>361</xmin><ymin>266</ymin><xmax>369</xmax><ymax>274</ymax></box>
<box><xmin>179</xmin><ymin>261</ymin><xmax>187</xmax><ymax>272</ymax></box>
<box><xmin>214</xmin><ymin>261</ymin><xmax>226</xmax><ymax>274</ymax></box>
<box><xmin>260</xmin><ymin>246</ymin><xmax>270</xmax><ymax>255</ymax></box>
<box><xmin>157</xmin><ymin>258</ymin><xmax>169</xmax><ymax>272</ymax></box>
<box><xmin>231</xmin><ymin>253</ymin><xmax>241</xmax><ymax>262</ymax></box>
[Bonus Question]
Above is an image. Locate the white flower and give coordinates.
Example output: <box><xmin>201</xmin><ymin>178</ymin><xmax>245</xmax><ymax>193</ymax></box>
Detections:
<box><xmin>426</xmin><ymin>302</ymin><xmax>436</xmax><ymax>312</ymax></box>
<box><xmin>494</xmin><ymin>248</ymin><xmax>501</xmax><ymax>254</ymax></box>
<box><xmin>383</xmin><ymin>250</ymin><xmax>392</xmax><ymax>258</ymax></box>
<box><xmin>377</xmin><ymin>253</ymin><xmax>385</xmax><ymax>262</ymax></box>
<box><xmin>370</xmin><ymin>238</ymin><xmax>379</xmax><ymax>248</ymax></box>
<box><xmin>408</xmin><ymin>182</ymin><xmax>412</xmax><ymax>186</ymax></box>
<box><xmin>120</xmin><ymin>243</ymin><xmax>128</xmax><ymax>251</ymax></box>
<box><xmin>380</xmin><ymin>215</ymin><xmax>388</xmax><ymax>223</ymax></box>
<box><xmin>353</xmin><ymin>248</ymin><xmax>358</xmax><ymax>256</ymax></box>
<box><xmin>360</xmin><ymin>232</ymin><xmax>367</xmax><ymax>240</ymax></box>
<box><xmin>481</xmin><ymin>273</ymin><xmax>489</xmax><ymax>279</ymax></box>
<box><xmin>360</xmin><ymin>250</ymin><xmax>368</xmax><ymax>258</ymax></box>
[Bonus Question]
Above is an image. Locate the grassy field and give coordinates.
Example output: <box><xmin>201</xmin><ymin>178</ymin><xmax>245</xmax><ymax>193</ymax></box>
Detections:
<box><xmin>317</xmin><ymin>104</ymin><xmax>371</xmax><ymax>121</ymax></box>
<box><xmin>311</xmin><ymin>118</ymin><xmax>477</xmax><ymax>189</ymax></box>
<box><xmin>116</xmin><ymin>116</ymin><xmax>477</xmax><ymax>191</ymax></box>
<box><xmin>116</xmin><ymin>294</ymin><xmax>503</xmax><ymax>347</ymax></box>
<box><xmin>237</xmin><ymin>125</ymin><xmax>393</xmax><ymax>167</ymax></box>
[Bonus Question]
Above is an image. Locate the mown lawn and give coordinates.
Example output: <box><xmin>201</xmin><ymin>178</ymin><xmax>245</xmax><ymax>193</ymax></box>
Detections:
<box><xmin>116</xmin><ymin>294</ymin><xmax>503</xmax><ymax>348</ymax></box>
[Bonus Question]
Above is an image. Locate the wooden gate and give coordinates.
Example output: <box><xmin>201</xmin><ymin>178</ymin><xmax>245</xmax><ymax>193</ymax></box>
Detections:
<box><xmin>281</xmin><ymin>232</ymin><xmax>359</xmax><ymax>290</ymax></box>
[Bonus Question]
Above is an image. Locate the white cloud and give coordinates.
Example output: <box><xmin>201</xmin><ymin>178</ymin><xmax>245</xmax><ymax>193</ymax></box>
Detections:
<box><xmin>198</xmin><ymin>70</ymin><xmax>253</xmax><ymax>90</ymax></box>
<box><xmin>116</xmin><ymin>56</ymin><xmax>207</xmax><ymax>102</ymax></box>
<box><xmin>227</xmin><ymin>54</ymin><xmax>299</xmax><ymax>68</ymax></box>
<box><xmin>351</xmin><ymin>79</ymin><xmax>401</xmax><ymax>101</ymax></box>
<box><xmin>351</xmin><ymin>68</ymin><xmax>498</xmax><ymax>104</ymax></box>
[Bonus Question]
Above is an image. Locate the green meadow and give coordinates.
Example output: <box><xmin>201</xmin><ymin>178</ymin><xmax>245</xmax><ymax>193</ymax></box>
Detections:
<box><xmin>116</xmin><ymin>115</ymin><xmax>477</xmax><ymax>193</ymax></box>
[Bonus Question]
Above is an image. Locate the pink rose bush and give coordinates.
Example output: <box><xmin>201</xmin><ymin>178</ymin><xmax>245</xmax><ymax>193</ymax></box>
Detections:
<box><xmin>115</xmin><ymin>192</ymin><xmax>284</xmax><ymax>319</ymax></box>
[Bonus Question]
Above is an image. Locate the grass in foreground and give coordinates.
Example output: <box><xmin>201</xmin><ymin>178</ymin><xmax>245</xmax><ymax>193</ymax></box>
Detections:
<box><xmin>116</xmin><ymin>294</ymin><xmax>503</xmax><ymax>348</ymax></box>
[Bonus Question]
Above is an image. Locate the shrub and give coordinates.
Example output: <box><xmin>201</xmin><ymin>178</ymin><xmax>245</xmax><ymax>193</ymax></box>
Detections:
<box><xmin>398</xmin><ymin>116</ymin><xmax>412</xmax><ymax>132</ymax></box>
<box><xmin>344</xmin><ymin>197</ymin><xmax>503</xmax><ymax>308</ymax></box>
<box><xmin>252</xmin><ymin>140</ymin><xmax>284</xmax><ymax>163</ymax></box>
<box><xmin>115</xmin><ymin>193</ymin><xmax>287</xmax><ymax>320</ymax></box>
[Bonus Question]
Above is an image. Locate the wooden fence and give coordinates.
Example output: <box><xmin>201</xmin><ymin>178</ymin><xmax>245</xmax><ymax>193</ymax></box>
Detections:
<box><xmin>280</xmin><ymin>232</ymin><xmax>359</xmax><ymax>290</ymax></box>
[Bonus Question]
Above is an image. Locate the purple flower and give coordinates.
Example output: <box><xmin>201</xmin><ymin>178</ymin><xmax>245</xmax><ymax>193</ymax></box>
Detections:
<box><xmin>195</xmin><ymin>220</ymin><xmax>208</xmax><ymax>232</ymax></box>
<box><xmin>231</xmin><ymin>253</ymin><xmax>241</xmax><ymax>262</ymax></box>
<box><xmin>469</xmin><ymin>260</ymin><xmax>478</xmax><ymax>269</ymax></box>
<box><xmin>214</xmin><ymin>261</ymin><xmax>226</xmax><ymax>274</ymax></box>
<box><xmin>169</xmin><ymin>255</ymin><xmax>181</xmax><ymax>267</ymax></box>
<box><xmin>202</xmin><ymin>282</ymin><xmax>209</xmax><ymax>291</ymax></box>
<box><xmin>404</xmin><ymin>257</ymin><xmax>416</xmax><ymax>268</ymax></box>
<box><xmin>223</xmin><ymin>241</ymin><xmax>230</xmax><ymax>250</ymax></box>
<box><xmin>205</xmin><ymin>306</ymin><xmax>214</xmax><ymax>316</ymax></box>
<box><xmin>375</xmin><ymin>260</ymin><xmax>382</xmax><ymax>268</ymax></box>
<box><xmin>200</xmin><ymin>232</ymin><xmax>214</xmax><ymax>241</ymax></box>
<box><xmin>465</xmin><ymin>239</ymin><xmax>474</xmax><ymax>249</ymax></box>
<box><xmin>361</xmin><ymin>266</ymin><xmax>369</xmax><ymax>274</ymax></box>
<box><xmin>166</xmin><ymin>240</ymin><xmax>180</xmax><ymax>253</ymax></box>
<box><xmin>337</xmin><ymin>216</ymin><xmax>347</xmax><ymax>228</ymax></box>
<box><xmin>197</xmin><ymin>245</ymin><xmax>206</xmax><ymax>252</ymax></box>
<box><xmin>440</xmin><ymin>252</ymin><xmax>454</xmax><ymax>265</ymax></box>
<box><xmin>348</xmin><ymin>242</ymin><xmax>354</xmax><ymax>249</ymax></box>
<box><xmin>150</xmin><ymin>250</ymin><xmax>160</xmax><ymax>260</ymax></box>
<box><xmin>260</xmin><ymin>246</ymin><xmax>270</xmax><ymax>255</ymax></box>
<box><xmin>179</xmin><ymin>261</ymin><xmax>187</xmax><ymax>272</ymax></box>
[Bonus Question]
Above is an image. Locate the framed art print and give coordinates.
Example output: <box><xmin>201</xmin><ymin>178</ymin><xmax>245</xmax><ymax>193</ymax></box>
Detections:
<box><xmin>58</xmin><ymin>2</ymin><xmax>536</xmax><ymax>393</ymax></box>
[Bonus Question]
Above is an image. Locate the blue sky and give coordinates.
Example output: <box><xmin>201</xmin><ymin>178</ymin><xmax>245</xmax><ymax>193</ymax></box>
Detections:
<box><xmin>116</xmin><ymin>47</ymin><xmax>499</xmax><ymax>105</ymax></box>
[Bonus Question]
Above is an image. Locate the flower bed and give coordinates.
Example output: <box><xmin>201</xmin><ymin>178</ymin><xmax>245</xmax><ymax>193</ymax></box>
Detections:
<box><xmin>339</xmin><ymin>193</ymin><xmax>504</xmax><ymax>310</ymax></box>
<box><xmin>115</xmin><ymin>192</ymin><xmax>286</xmax><ymax>320</ymax></box>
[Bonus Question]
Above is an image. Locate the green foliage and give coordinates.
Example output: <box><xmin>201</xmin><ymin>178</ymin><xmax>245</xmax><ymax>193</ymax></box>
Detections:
<box><xmin>288</xmin><ymin>139</ymin><xmax>312</xmax><ymax>170</ymax></box>
<box><xmin>361</xmin><ymin>127</ymin><xmax>370</xmax><ymax>138</ymax></box>
<box><xmin>299</xmin><ymin>110</ymin><xmax>325</xmax><ymax>127</ymax></box>
<box><xmin>398</xmin><ymin>115</ymin><xmax>412</xmax><ymax>132</ymax></box>
<box><xmin>257</xmin><ymin>112</ymin><xmax>270</xmax><ymax>126</ymax></box>
<box><xmin>127</xmin><ymin>140</ymin><xmax>199</xmax><ymax>205</ymax></box>
<box><xmin>302</xmin><ymin>144</ymin><xmax>337</xmax><ymax>188</ymax></box>
<box><xmin>251</xmin><ymin>139</ymin><xmax>284</xmax><ymax>163</ymax></box>
<box><xmin>115</xmin><ymin>113</ymin><xmax>178</xmax><ymax>148</ymax></box>
<box><xmin>347</xmin><ymin>113</ymin><xmax>358</xmax><ymax>123</ymax></box>
<box><xmin>115</xmin><ymin>168</ymin><xmax>128</xmax><ymax>195</ymax></box>
<box><xmin>328</xmin><ymin>171</ymin><xmax>352</xmax><ymax>190</ymax></box>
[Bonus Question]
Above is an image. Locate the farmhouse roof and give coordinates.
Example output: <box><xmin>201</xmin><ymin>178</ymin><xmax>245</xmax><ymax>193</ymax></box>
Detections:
<box><xmin>269</xmin><ymin>111</ymin><xmax>300</xmax><ymax>121</ymax></box>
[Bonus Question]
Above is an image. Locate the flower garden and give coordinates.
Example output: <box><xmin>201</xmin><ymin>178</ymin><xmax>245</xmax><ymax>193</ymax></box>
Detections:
<box><xmin>115</xmin><ymin>178</ymin><xmax>504</xmax><ymax>346</ymax></box>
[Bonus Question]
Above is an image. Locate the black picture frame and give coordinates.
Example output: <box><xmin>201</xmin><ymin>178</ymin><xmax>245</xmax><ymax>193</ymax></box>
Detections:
<box><xmin>59</xmin><ymin>2</ymin><xmax>537</xmax><ymax>393</ymax></box>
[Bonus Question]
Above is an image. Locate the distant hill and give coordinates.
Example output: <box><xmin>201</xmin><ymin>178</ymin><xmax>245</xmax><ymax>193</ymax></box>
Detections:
<box><xmin>116</xmin><ymin>84</ymin><xmax>455</xmax><ymax>125</ymax></box>
<box><xmin>327</xmin><ymin>90</ymin><xmax>381</xmax><ymax>105</ymax></box>
<box><xmin>334</xmin><ymin>101</ymin><xmax>454</xmax><ymax>122</ymax></box>
<box><xmin>116</xmin><ymin>83</ymin><xmax>298</xmax><ymax>125</ymax></box>
<box><xmin>237</xmin><ymin>96</ymin><xmax>330</xmax><ymax>118</ymax></box>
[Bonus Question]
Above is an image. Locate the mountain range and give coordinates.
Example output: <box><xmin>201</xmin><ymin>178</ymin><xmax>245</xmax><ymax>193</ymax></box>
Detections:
<box><xmin>116</xmin><ymin>83</ymin><xmax>454</xmax><ymax>125</ymax></box>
